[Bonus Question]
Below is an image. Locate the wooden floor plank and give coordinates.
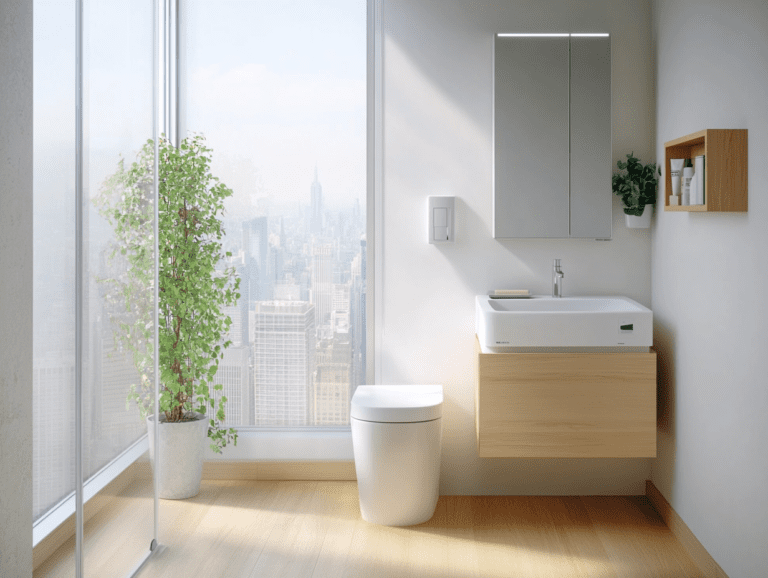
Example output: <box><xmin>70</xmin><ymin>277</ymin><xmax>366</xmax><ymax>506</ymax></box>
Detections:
<box><xmin>581</xmin><ymin>496</ymin><xmax>704</xmax><ymax>578</ymax></box>
<box><xmin>210</xmin><ymin>481</ymin><xmax>294</xmax><ymax>577</ymax></box>
<box><xmin>548</xmin><ymin>496</ymin><xmax>616</xmax><ymax>578</ymax></box>
<box><xmin>311</xmin><ymin>482</ymin><xmax>361</xmax><ymax>578</ymax></box>
<box><xmin>343</xmin><ymin>514</ymin><xmax>411</xmax><ymax>578</ymax></box>
<box><xmin>475</xmin><ymin>496</ymin><xmax>594</xmax><ymax>578</ymax></box>
<box><xmin>408</xmin><ymin>496</ymin><xmax>480</xmax><ymax>578</ymax></box>
<box><xmin>164</xmin><ymin>480</ymin><xmax>286</xmax><ymax>578</ymax></box>
<box><xmin>247</xmin><ymin>481</ymin><xmax>335</xmax><ymax>578</ymax></box>
<box><xmin>132</xmin><ymin>479</ymin><xmax>228</xmax><ymax>578</ymax></box>
<box><xmin>35</xmin><ymin>481</ymin><xmax>707</xmax><ymax>578</ymax></box>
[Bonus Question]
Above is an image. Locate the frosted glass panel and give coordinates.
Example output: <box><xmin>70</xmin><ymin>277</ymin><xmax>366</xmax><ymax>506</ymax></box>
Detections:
<box><xmin>82</xmin><ymin>0</ymin><xmax>155</xmax><ymax>480</ymax></box>
<box><xmin>33</xmin><ymin>0</ymin><xmax>77</xmax><ymax>524</ymax></box>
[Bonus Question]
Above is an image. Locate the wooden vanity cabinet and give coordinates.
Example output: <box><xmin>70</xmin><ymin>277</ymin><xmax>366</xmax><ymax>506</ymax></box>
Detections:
<box><xmin>475</xmin><ymin>336</ymin><xmax>656</xmax><ymax>458</ymax></box>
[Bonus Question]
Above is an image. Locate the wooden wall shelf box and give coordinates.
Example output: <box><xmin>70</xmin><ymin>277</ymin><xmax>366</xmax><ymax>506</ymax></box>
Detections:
<box><xmin>475</xmin><ymin>336</ymin><xmax>657</xmax><ymax>458</ymax></box>
<box><xmin>664</xmin><ymin>128</ymin><xmax>748</xmax><ymax>212</ymax></box>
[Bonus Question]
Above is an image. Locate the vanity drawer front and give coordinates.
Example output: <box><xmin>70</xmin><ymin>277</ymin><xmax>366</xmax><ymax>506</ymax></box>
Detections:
<box><xmin>475</xmin><ymin>338</ymin><xmax>656</xmax><ymax>458</ymax></box>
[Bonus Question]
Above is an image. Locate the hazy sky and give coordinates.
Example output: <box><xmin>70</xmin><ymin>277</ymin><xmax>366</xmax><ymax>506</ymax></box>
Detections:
<box><xmin>184</xmin><ymin>0</ymin><xmax>366</xmax><ymax>212</ymax></box>
<box><xmin>34</xmin><ymin>0</ymin><xmax>366</xmax><ymax>211</ymax></box>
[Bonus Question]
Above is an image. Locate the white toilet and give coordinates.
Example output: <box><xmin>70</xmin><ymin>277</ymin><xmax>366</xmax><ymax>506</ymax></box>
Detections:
<box><xmin>350</xmin><ymin>384</ymin><xmax>443</xmax><ymax>526</ymax></box>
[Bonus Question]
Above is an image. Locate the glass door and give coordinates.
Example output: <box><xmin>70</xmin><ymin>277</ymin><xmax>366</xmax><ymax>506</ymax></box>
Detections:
<box><xmin>32</xmin><ymin>0</ymin><xmax>161</xmax><ymax>576</ymax></box>
<box><xmin>81</xmin><ymin>0</ymin><xmax>159</xmax><ymax>575</ymax></box>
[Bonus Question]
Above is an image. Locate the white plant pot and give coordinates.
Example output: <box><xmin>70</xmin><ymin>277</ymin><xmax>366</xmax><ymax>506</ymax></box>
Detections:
<box><xmin>625</xmin><ymin>204</ymin><xmax>653</xmax><ymax>228</ymax></box>
<box><xmin>147</xmin><ymin>412</ymin><xmax>208</xmax><ymax>499</ymax></box>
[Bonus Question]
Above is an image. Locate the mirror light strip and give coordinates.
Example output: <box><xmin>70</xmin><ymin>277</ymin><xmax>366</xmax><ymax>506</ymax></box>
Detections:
<box><xmin>497</xmin><ymin>33</ymin><xmax>569</xmax><ymax>37</ymax></box>
<box><xmin>497</xmin><ymin>33</ymin><xmax>609</xmax><ymax>37</ymax></box>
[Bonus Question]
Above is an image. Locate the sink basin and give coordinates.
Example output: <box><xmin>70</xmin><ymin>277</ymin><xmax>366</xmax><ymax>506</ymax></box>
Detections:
<box><xmin>476</xmin><ymin>295</ymin><xmax>652</xmax><ymax>351</ymax></box>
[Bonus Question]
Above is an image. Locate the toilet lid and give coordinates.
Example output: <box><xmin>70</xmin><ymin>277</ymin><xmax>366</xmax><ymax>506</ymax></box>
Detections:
<box><xmin>351</xmin><ymin>385</ymin><xmax>443</xmax><ymax>423</ymax></box>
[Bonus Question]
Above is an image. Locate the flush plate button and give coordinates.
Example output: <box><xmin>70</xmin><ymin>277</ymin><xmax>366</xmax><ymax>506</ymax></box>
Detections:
<box><xmin>428</xmin><ymin>196</ymin><xmax>455</xmax><ymax>244</ymax></box>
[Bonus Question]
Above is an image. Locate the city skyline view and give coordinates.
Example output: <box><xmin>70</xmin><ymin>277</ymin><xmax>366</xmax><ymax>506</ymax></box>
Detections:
<box><xmin>213</xmin><ymin>165</ymin><xmax>367</xmax><ymax>428</ymax></box>
<box><xmin>32</xmin><ymin>0</ymin><xmax>366</xmax><ymax>525</ymax></box>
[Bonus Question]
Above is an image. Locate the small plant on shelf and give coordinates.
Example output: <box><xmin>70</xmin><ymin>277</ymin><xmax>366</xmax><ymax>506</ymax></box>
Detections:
<box><xmin>612</xmin><ymin>152</ymin><xmax>661</xmax><ymax>216</ymax></box>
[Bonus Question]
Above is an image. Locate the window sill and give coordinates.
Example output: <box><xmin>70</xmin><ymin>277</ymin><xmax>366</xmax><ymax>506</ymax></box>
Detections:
<box><xmin>203</xmin><ymin>427</ymin><xmax>354</xmax><ymax>461</ymax></box>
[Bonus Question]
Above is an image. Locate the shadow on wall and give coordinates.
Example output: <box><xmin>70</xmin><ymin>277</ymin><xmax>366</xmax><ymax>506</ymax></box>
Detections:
<box><xmin>654</xmin><ymin>318</ymin><xmax>676</xmax><ymax>437</ymax></box>
<box><xmin>384</xmin><ymin>6</ymin><xmax>489</xmax><ymax>138</ymax></box>
<box><xmin>430</xmin><ymin>198</ymin><xmax>534</xmax><ymax>292</ymax></box>
<box><xmin>651</xmin><ymin>316</ymin><xmax>677</xmax><ymax>498</ymax></box>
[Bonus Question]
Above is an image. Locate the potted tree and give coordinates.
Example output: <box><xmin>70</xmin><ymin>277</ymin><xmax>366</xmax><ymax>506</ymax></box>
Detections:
<box><xmin>612</xmin><ymin>152</ymin><xmax>661</xmax><ymax>228</ymax></box>
<box><xmin>95</xmin><ymin>134</ymin><xmax>240</xmax><ymax>499</ymax></box>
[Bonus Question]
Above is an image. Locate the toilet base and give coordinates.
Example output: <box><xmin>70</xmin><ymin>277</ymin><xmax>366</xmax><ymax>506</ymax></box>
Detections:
<box><xmin>351</xmin><ymin>417</ymin><xmax>442</xmax><ymax>526</ymax></box>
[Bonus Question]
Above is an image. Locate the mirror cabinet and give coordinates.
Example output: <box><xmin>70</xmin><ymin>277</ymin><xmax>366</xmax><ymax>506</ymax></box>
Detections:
<box><xmin>493</xmin><ymin>34</ymin><xmax>611</xmax><ymax>239</ymax></box>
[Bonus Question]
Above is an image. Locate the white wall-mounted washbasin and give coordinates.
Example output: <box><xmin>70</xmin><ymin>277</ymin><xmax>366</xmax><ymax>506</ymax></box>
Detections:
<box><xmin>476</xmin><ymin>295</ymin><xmax>652</xmax><ymax>351</ymax></box>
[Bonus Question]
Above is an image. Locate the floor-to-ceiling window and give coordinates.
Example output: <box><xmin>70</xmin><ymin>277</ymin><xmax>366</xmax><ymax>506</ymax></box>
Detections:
<box><xmin>33</xmin><ymin>0</ymin><xmax>372</xmax><ymax>571</ymax></box>
<box><xmin>181</xmin><ymin>0</ymin><xmax>368</xmax><ymax>429</ymax></box>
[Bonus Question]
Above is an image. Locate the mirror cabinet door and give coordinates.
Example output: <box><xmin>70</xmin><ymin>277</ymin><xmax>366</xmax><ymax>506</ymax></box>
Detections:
<box><xmin>494</xmin><ymin>36</ymin><xmax>569</xmax><ymax>239</ymax></box>
<box><xmin>570</xmin><ymin>36</ymin><xmax>611</xmax><ymax>238</ymax></box>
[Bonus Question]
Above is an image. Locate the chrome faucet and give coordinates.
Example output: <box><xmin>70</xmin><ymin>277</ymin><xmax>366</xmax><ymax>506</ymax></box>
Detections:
<box><xmin>552</xmin><ymin>259</ymin><xmax>564</xmax><ymax>298</ymax></box>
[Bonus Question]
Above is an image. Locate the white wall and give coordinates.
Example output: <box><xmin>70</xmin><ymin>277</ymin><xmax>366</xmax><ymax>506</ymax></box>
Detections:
<box><xmin>381</xmin><ymin>0</ymin><xmax>656</xmax><ymax>495</ymax></box>
<box><xmin>0</xmin><ymin>0</ymin><xmax>33</xmax><ymax>575</ymax></box>
<box><xmin>651</xmin><ymin>0</ymin><xmax>768</xmax><ymax>576</ymax></box>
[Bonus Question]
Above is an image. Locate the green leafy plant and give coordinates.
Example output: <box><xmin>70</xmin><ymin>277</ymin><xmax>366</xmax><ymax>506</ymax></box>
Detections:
<box><xmin>611</xmin><ymin>152</ymin><xmax>661</xmax><ymax>216</ymax></box>
<box><xmin>95</xmin><ymin>134</ymin><xmax>240</xmax><ymax>453</ymax></box>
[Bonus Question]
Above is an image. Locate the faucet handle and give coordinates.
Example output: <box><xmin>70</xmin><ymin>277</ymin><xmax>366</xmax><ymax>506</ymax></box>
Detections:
<box><xmin>553</xmin><ymin>258</ymin><xmax>561</xmax><ymax>268</ymax></box>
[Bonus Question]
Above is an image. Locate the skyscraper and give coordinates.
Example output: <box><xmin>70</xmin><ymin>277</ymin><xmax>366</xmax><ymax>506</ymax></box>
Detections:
<box><xmin>32</xmin><ymin>355</ymin><xmax>75</xmax><ymax>520</ymax></box>
<box><xmin>213</xmin><ymin>305</ymin><xmax>252</xmax><ymax>425</ymax></box>
<box><xmin>234</xmin><ymin>259</ymin><xmax>250</xmax><ymax>347</ymax></box>
<box><xmin>313</xmin><ymin>333</ymin><xmax>352</xmax><ymax>425</ymax></box>
<box><xmin>222</xmin><ymin>305</ymin><xmax>244</xmax><ymax>347</ymax></box>
<box><xmin>98</xmin><ymin>337</ymin><xmax>146</xmax><ymax>457</ymax></box>
<box><xmin>252</xmin><ymin>301</ymin><xmax>315</xmax><ymax>426</ymax></box>
<box><xmin>311</xmin><ymin>243</ymin><xmax>333</xmax><ymax>329</ymax></box>
<box><xmin>310</xmin><ymin>167</ymin><xmax>323</xmax><ymax>235</ymax></box>
<box><xmin>350</xmin><ymin>253</ymin><xmax>363</xmax><ymax>388</ymax></box>
<box><xmin>332</xmin><ymin>282</ymin><xmax>351</xmax><ymax>333</ymax></box>
<box><xmin>242</xmin><ymin>216</ymin><xmax>270</xmax><ymax>303</ymax></box>
<box><xmin>212</xmin><ymin>344</ymin><xmax>252</xmax><ymax>426</ymax></box>
<box><xmin>358</xmin><ymin>236</ymin><xmax>367</xmax><ymax>385</ymax></box>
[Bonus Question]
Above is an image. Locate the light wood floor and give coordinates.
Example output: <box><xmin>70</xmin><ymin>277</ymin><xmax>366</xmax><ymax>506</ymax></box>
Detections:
<box><xmin>35</xmin><ymin>479</ymin><xmax>704</xmax><ymax>578</ymax></box>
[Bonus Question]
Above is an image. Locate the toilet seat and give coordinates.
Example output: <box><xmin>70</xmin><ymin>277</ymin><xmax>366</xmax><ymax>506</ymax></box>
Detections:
<box><xmin>351</xmin><ymin>385</ymin><xmax>443</xmax><ymax>423</ymax></box>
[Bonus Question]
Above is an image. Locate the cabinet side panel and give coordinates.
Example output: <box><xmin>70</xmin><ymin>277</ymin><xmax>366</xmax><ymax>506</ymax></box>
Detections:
<box><xmin>475</xmin><ymin>337</ymin><xmax>481</xmax><ymax>453</ymax></box>
<box><xmin>707</xmin><ymin>129</ymin><xmax>748</xmax><ymax>212</ymax></box>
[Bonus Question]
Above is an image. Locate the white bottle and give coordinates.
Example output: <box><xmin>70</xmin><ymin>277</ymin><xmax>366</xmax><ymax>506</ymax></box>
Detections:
<box><xmin>689</xmin><ymin>174</ymin><xmax>698</xmax><ymax>206</ymax></box>
<box><xmin>694</xmin><ymin>155</ymin><xmax>705</xmax><ymax>205</ymax></box>
<box><xmin>682</xmin><ymin>166</ymin><xmax>694</xmax><ymax>206</ymax></box>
